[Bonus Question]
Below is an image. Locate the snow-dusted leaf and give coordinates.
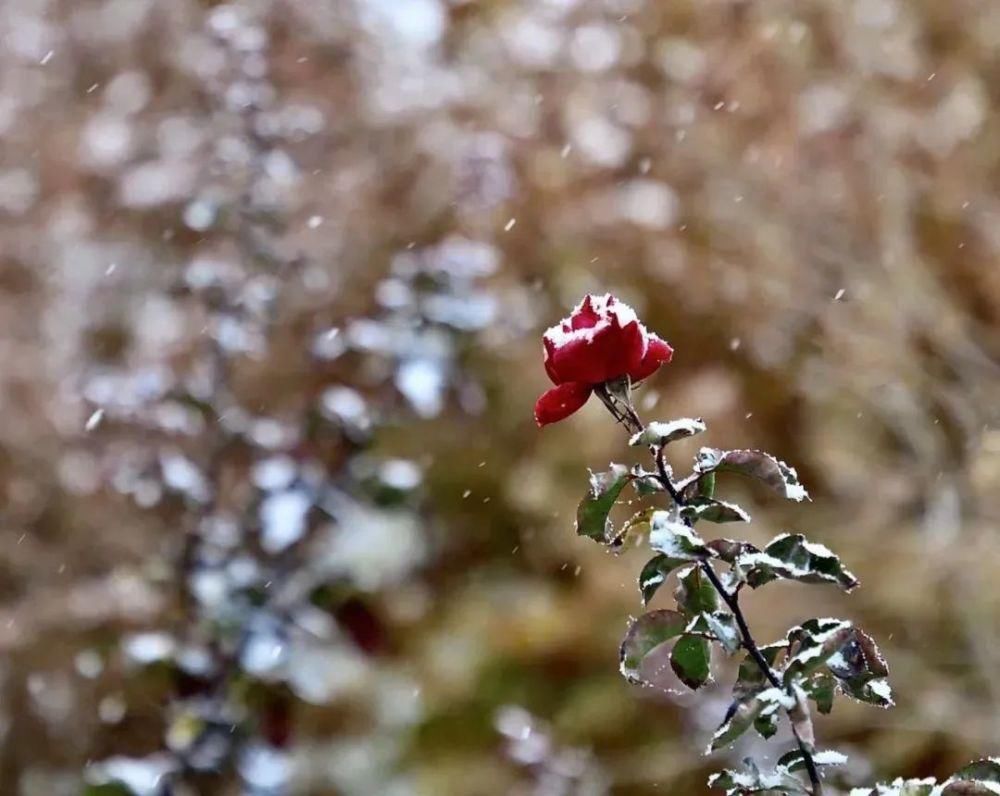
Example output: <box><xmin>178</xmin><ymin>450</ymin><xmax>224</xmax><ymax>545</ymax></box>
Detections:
<box><xmin>681</xmin><ymin>496</ymin><xmax>751</xmax><ymax>524</ymax></box>
<box><xmin>648</xmin><ymin>511</ymin><xmax>708</xmax><ymax>559</ymax></box>
<box><xmin>576</xmin><ymin>464</ymin><xmax>632</xmax><ymax>542</ymax></box>
<box><xmin>709</xmin><ymin>689</ymin><xmax>789</xmax><ymax>752</ymax></box>
<box><xmin>629</xmin><ymin>417</ymin><xmax>706</xmax><ymax>447</ymax></box>
<box><xmin>638</xmin><ymin>554</ymin><xmax>687</xmax><ymax>605</ymax></box>
<box><xmin>695</xmin><ymin>448</ymin><xmax>809</xmax><ymax>502</ymax></box>
<box><xmin>704</xmin><ymin>612</ymin><xmax>741</xmax><ymax>654</ymax></box>
<box><xmin>953</xmin><ymin>761</ymin><xmax>1000</xmax><ymax>785</ymax></box>
<box><xmin>619</xmin><ymin>610</ymin><xmax>687</xmax><ymax>684</ymax></box>
<box><xmin>778</xmin><ymin>748</ymin><xmax>849</xmax><ymax>773</ymax></box>
<box><xmin>671</xmin><ymin>634</ymin><xmax>711</xmax><ymax>690</ymax></box>
<box><xmin>674</xmin><ymin>565</ymin><xmax>719</xmax><ymax>616</ymax></box>
<box><xmin>708</xmin><ymin>759</ymin><xmax>809</xmax><ymax>795</ymax></box>
<box><xmin>783</xmin><ymin>619</ymin><xmax>893</xmax><ymax>710</ymax></box>
<box><xmin>706</xmin><ymin>538</ymin><xmax>758</xmax><ymax>563</ymax></box>
<box><xmin>735</xmin><ymin>533</ymin><xmax>859</xmax><ymax>592</ymax></box>
<box><xmin>629</xmin><ymin>466</ymin><xmax>664</xmax><ymax>495</ymax></box>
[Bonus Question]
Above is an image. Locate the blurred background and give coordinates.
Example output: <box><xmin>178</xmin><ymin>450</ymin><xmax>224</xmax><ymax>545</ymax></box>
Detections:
<box><xmin>0</xmin><ymin>0</ymin><xmax>998</xmax><ymax>793</ymax></box>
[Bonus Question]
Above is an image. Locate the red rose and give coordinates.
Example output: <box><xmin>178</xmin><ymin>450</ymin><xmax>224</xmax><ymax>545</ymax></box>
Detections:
<box><xmin>534</xmin><ymin>294</ymin><xmax>673</xmax><ymax>426</ymax></box>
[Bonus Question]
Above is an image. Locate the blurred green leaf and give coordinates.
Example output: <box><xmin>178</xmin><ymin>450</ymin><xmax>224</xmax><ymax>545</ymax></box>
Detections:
<box><xmin>83</xmin><ymin>787</ymin><xmax>135</xmax><ymax>796</ymax></box>
<box><xmin>576</xmin><ymin>464</ymin><xmax>632</xmax><ymax>542</ymax></box>
<box><xmin>619</xmin><ymin>609</ymin><xmax>686</xmax><ymax>685</ymax></box>
<box><xmin>670</xmin><ymin>634</ymin><xmax>712</xmax><ymax>690</ymax></box>
<box><xmin>953</xmin><ymin>760</ymin><xmax>1000</xmax><ymax>784</ymax></box>
<box><xmin>695</xmin><ymin>448</ymin><xmax>809</xmax><ymax>502</ymax></box>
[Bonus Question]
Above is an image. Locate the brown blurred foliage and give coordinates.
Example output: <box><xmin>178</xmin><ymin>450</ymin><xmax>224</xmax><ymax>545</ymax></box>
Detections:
<box><xmin>0</xmin><ymin>0</ymin><xmax>997</xmax><ymax>793</ymax></box>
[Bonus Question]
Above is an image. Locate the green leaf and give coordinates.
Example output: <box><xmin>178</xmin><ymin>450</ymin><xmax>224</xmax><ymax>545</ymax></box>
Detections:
<box><xmin>671</xmin><ymin>634</ymin><xmax>712</xmax><ymax>690</ymax></box>
<box><xmin>783</xmin><ymin>619</ymin><xmax>893</xmax><ymax>710</ymax></box>
<box><xmin>638</xmin><ymin>554</ymin><xmax>687</xmax><ymax>605</ymax></box>
<box><xmin>710</xmin><ymin>688</ymin><xmax>789</xmax><ymax>751</ymax></box>
<box><xmin>753</xmin><ymin>709</ymin><xmax>778</xmax><ymax>739</ymax></box>
<box><xmin>576</xmin><ymin>464</ymin><xmax>632</xmax><ymax>542</ymax></box>
<box><xmin>708</xmin><ymin>760</ymin><xmax>809</xmax><ymax>795</ymax></box>
<box><xmin>704</xmin><ymin>611</ymin><xmax>741</xmax><ymax>654</ymax></box>
<box><xmin>619</xmin><ymin>610</ymin><xmax>687</xmax><ymax>685</ymax></box>
<box><xmin>735</xmin><ymin>532</ymin><xmax>859</xmax><ymax>592</ymax></box>
<box><xmin>734</xmin><ymin>641</ymin><xmax>788</xmax><ymax>699</ymax></box>
<box><xmin>777</xmin><ymin>749</ymin><xmax>848</xmax><ymax>773</ymax></box>
<box><xmin>681</xmin><ymin>496</ymin><xmax>751</xmax><ymax>524</ymax></box>
<box><xmin>709</xmin><ymin>695</ymin><xmax>767</xmax><ymax>751</ymax></box>
<box><xmin>629</xmin><ymin>417</ymin><xmax>707</xmax><ymax>447</ymax></box>
<box><xmin>674</xmin><ymin>565</ymin><xmax>720</xmax><ymax>616</ymax></box>
<box><xmin>803</xmin><ymin>672</ymin><xmax>837</xmax><ymax>714</ymax></box>
<box><xmin>648</xmin><ymin>511</ymin><xmax>708</xmax><ymax>559</ymax></box>
<box><xmin>695</xmin><ymin>448</ymin><xmax>809</xmax><ymax>501</ymax></box>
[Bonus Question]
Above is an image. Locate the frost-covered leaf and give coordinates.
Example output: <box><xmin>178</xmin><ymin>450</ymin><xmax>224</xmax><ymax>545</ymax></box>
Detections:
<box><xmin>710</xmin><ymin>688</ymin><xmax>789</xmax><ymax>751</ymax></box>
<box><xmin>648</xmin><ymin>511</ymin><xmax>708</xmax><ymax>559</ymax></box>
<box><xmin>674</xmin><ymin>565</ymin><xmax>719</xmax><ymax>616</ymax></box>
<box><xmin>638</xmin><ymin>554</ymin><xmax>687</xmax><ymax>605</ymax></box>
<box><xmin>630</xmin><ymin>466</ymin><xmax>664</xmax><ymax>495</ymax></box>
<box><xmin>629</xmin><ymin>417</ymin><xmax>706</xmax><ymax>447</ymax></box>
<box><xmin>619</xmin><ymin>610</ymin><xmax>687</xmax><ymax>684</ymax></box>
<box><xmin>695</xmin><ymin>448</ymin><xmax>809</xmax><ymax>502</ymax></box>
<box><xmin>708</xmin><ymin>759</ymin><xmax>809</xmax><ymax>795</ymax></box>
<box><xmin>576</xmin><ymin>464</ymin><xmax>632</xmax><ymax>542</ymax></box>
<box><xmin>709</xmin><ymin>696</ymin><xmax>767</xmax><ymax>751</ymax></box>
<box><xmin>778</xmin><ymin>749</ymin><xmax>849</xmax><ymax>773</ymax></box>
<box><xmin>783</xmin><ymin>619</ymin><xmax>892</xmax><ymax>710</ymax></box>
<box><xmin>681</xmin><ymin>496</ymin><xmax>751</xmax><ymax>524</ymax></box>
<box><xmin>735</xmin><ymin>533</ymin><xmax>859</xmax><ymax>592</ymax></box>
<box><xmin>706</xmin><ymin>538</ymin><xmax>758</xmax><ymax>563</ymax></box>
<box><xmin>704</xmin><ymin>612</ymin><xmax>741</xmax><ymax>654</ymax></box>
<box><xmin>671</xmin><ymin>634</ymin><xmax>711</xmax><ymax>690</ymax></box>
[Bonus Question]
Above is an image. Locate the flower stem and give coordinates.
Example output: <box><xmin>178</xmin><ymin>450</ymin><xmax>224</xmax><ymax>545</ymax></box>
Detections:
<box><xmin>598</xmin><ymin>393</ymin><xmax>824</xmax><ymax>795</ymax></box>
<box><xmin>697</xmin><ymin>560</ymin><xmax>823</xmax><ymax>795</ymax></box>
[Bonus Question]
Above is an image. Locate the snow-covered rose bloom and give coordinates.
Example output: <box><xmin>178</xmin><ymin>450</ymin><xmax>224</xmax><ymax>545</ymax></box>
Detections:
<box><xmin>534</xmin><ymin>294</ymin><xmax>673</xmax><ymax>426</ymax></box>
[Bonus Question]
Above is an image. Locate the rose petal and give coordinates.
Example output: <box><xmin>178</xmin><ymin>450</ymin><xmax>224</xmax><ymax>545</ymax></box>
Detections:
<box><xmin>534</xmin><ymin>382</ymin><xmax>592</xmax><ymax>426</ymax></box>
<box><xmin>630</xmin><ymin>332</ymin><xmax>673</xmax><ymax>382</ymax></box>
<box><xmin>569</xmin><ymin>294</ymin><xmax>601</xmax><ymax>330</ymax></box>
